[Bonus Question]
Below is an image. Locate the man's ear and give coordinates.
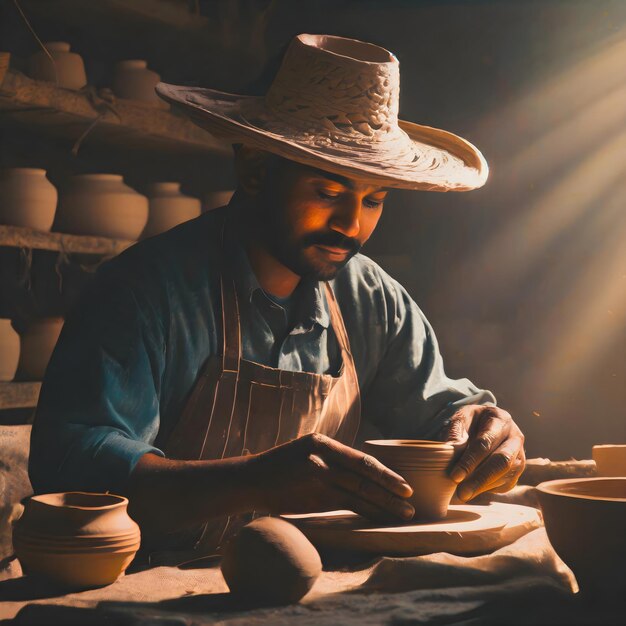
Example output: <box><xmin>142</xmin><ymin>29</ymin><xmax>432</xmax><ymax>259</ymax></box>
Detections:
<box><xmin>234</xmin><ymin>145</ymin><xmax>274</xmax><ymax>195</ymax></box>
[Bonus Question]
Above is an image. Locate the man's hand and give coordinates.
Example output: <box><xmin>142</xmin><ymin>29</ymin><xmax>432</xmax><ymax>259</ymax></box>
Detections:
<box><xmin>249</xmin><ymin>433</ymin><xmax>415</xmax><ymax>522</ymax></box>
<box><xmin>439</xmin><ymin>405</ymin><xmax>525</xmax><ymax>502</ymax></box>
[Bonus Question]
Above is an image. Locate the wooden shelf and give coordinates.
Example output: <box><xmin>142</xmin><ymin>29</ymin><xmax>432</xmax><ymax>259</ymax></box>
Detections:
<box><xmin>0</xmin><ymin>382</ymin><xmax>41</xmax><ymax>409</ymax></box>
<box><xmin>0</xmin><ymin>70</ymin><xmax>230</xmax><ymax>157</ymax></box>
<box><xmin>0</xmin><ymin>225</ymin><xmax>135</xmax><ymax>255</ymax></box>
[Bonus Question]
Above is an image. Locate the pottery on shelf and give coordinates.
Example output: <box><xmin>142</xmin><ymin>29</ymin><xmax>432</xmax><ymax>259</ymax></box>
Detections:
<box><xmin>27</xmin><ymin>42</ymin><xmax>87</xmax><ymax>90</ymax></box>
<box><xmin>55</xmin><ymin>174</ymin><xmax>148</xmax><ymax>240</ymax></box>
<box><xmin>536</xmin><ymin>477</ymin><xmax>626</xmax><ymax>597</ymax></box>
<box><xmin>592</xmin><ymin>445</ymin><xmax>626</xmax><ymax>477</ymax></box>
<box><xmin>0</xmin><ymin>319</ymin><xmax>20</xmax><ymax>381</ymax></box>
<box><xmin>15</xmin><ymin>317</ymin><xmax>64</xmax><ymax>381</ymax></box>
<box><xmin>363</xmin><ymin>440</ymin><xmax>456</xmax><ymax>520</ymax></box>
<box><xmin>0</xmin><ymin>168</ymin><xmax>58</xmax><ymax>232</ymax></box>
<box><xmin>0</xmin><ymin>51</ymin><xmax>10</xmax><ymax>85</ymax></box>
<box><xmin>13</xmin><ymin>492</ymin><xmax>141</xmax><ymax>589</ymax></box>
<box><xmin>112</xmin><ymin>60</ymin><xmax>167</xmax><ymax>108</ymax></box>
<box><xmin>221</xmin><ymin>517</ymin><xmax>322</xmax><ymax>605</ymax></box>
<box><xmin>142</xmin><ymin>182</ymin><xmax>201</xmax><ymax>238</ymax></box>
<box><xmin>203</xmin><ymin>190</ymin><xmax>235</xmax><ymax>213</ymax></box>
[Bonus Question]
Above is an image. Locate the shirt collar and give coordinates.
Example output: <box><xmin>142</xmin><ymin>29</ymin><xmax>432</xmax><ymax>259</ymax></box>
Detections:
<box><xmin>227</xmin><ymin>226</ymin><xmax>330</xmax><ymax>331</ymax></box>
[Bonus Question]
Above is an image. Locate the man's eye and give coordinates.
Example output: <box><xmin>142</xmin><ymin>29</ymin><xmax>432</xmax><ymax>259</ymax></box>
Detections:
<box><xmin>317</xmin><ymin>190</ymin><xmax>340</xmax><ymax>201</ymax></box>
<box><xmin>364</xmin><ymin>198</ymin><xmax>384</xmax><ymax>209</ymax></box>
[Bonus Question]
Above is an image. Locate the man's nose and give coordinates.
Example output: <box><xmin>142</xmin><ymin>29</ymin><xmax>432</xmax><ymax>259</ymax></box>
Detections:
<box><xmin>329</xmin><ymin>197</ymin><xmax>361</xmax><ymax>238</ymax></box>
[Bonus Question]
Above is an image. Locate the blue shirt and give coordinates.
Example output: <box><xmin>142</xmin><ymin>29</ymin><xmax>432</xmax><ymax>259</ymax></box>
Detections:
<box><xmin>29</xmin><ymin>206</ymin><xmax>496</xmax><ymax>495</ymax></box>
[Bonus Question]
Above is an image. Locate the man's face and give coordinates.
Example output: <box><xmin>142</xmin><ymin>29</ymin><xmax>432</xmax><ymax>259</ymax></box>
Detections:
<box><xmin>253</xmin><ymin>157</ymin><xmax>388</xmax><ymax>281</ymax></box>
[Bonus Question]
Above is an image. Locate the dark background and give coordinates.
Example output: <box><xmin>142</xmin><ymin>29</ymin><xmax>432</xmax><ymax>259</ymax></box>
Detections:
<box><xmin>1</xmin><ymin>0</ymin><xmax>625</xmax><ymax>459</ymax></box>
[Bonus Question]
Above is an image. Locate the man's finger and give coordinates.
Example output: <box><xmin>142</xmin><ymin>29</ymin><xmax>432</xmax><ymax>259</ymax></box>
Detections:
<box><xmin>456</xmin><ymin>438</ymin><xmax>524</xmax><ymax>501</ymax></box>
<box><xmin>315</xmin><ymin>460</ymin><xmax>415</xmax><ymax>520</ymax></box>
<box><xmin>449</xmin><ymin>413</ymin><xmax>509</xmax><ymax>483</ymax></box>
<box><xmin>309</xmin><ymin>434</ymin><xmax>413</xmax><ymax>498</ymax></box>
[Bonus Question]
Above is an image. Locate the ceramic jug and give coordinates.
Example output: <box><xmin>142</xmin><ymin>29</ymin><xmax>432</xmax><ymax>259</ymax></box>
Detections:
<box><xmin>27</xmin><ymin>42</ymin><xmax>87</xmax><ymax>89</ymax></box>
<box><xmin>55</xmin><ymin>174</ymin><xmax>148</xmax><ymax>240</ymax></box>
<box><xmin>0</xmin><ymin>168</ymin><xmax>58</xmax><ymax>231</ymax></box>
<box><xmin>203</xmin><ymin>190</ymin><xmax>235</xmax><ymax>213</ymax></box>
<box><xmin>142</xmin><ymin>182</ymin><xmax>201</xmax><ymax>237</ymax></box>
<box><xmin>0</xmin><ymin>319</ymin><xmax>20</xmax><ymax>381</ymax></box>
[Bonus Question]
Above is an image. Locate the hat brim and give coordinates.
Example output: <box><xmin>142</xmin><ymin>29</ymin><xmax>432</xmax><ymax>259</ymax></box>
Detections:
<box><xmin>156</xmin><ymin>83</ymin><xmax>488</xmax><ymax>192</ymax></box>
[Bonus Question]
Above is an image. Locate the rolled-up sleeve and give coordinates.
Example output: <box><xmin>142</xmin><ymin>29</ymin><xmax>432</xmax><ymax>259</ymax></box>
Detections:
<box><xmin>361</xmin><ymin>266</ymin><xmax>496</xmax><ymax>439</ymax></box>
<box><xmin>29</xmin><ymin>260</ymin><xmax>166</xmax><ymax>495</ymax></box>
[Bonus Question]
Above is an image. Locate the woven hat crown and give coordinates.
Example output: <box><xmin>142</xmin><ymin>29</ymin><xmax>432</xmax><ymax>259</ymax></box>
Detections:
<box><xmin>264</xmin><ymin>34</ymin><xmax>400</xmax><ymax>140</ymax></box>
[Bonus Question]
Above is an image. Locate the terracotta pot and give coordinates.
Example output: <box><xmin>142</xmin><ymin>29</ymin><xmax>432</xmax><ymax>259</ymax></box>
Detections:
<box><xmin>592</xmin><ymin>445</ymin><xmax>626</xmax><ymax>477</ymax></box>
<box><xmin>16</xmin><ymin>317</ymin><xmax>63</xmax><ymax>381</ymax></box>
<box><xmin>13</xmin><ymin>492</ymin><xmax>141</xmax><ymax>589</ymax></box>
<box><xmin>55</xmin><ymin>174</ymin><xmax>148</xmax><ymax>240</ymax></box>
<box><xmin>536</xmin><ymin>478</ymin><xmax>626</xmax><ymax>597</ymax></box>
<box><xmin>27</xmin><ymin>42</ymin><xmax>87</xmax><ymax>90</ymax></box>
<box><xmin>0</xmin><ymin>319</ymin><xmax>20</xmax><ymax>381</ymax></box>
<box><xmin>142</xmin><ymin>182</ymin><xmax>201</xmax><ymax>238</ymax></box>
<box><xmin>364</xmin><ymin>440</ymin><xmax>456</xmax><ymax>520</ymax></box>
<box><xmin>0</xmin><ymin>168</ymin><xmax>58</xmax><ymax>231</ymax></box>
<box><xmin>112</xmin><ymin>60</ymin><xmax>167</xmax><ymax>108</ymax></box>
<box><xmin>203</xmin><ymin>190</ymin><xmax>234</xmax><ymax>213</ymax></box>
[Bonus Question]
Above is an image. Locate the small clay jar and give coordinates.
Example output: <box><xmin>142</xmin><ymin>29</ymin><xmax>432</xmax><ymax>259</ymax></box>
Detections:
<box><xmin>55</xmin><ymin>174</ymin><xmax>148</xmax><ymax>240</ymax></box>
<box><xmin>27</xmin><ymin>42</ymin><xmax>87</xmax><ymax>89</ymax></box>
<box><xmin>0</xmin><ymin>319</ymin><xmax>20</xmax><ymax>381</ymax></box>
<box><xmin>221</xmin><ymin>517</ymin><xmax>322</xmax><ymax>605</ymax></box>
<box><xmin>364</xmin><ymin>440</ymin><xmax>456</xmax><ymax>520</ymax></box>
<box><xmin>112</xmin><ymin>60</ymin><xmax>167</xmax><ymax>108</ymax></box>
<box><xmin>13</xmin><ymin>492</ymin><xmax>141</xmax><ymax>589</ymax></box>
<box><xmin>0</xmin><ymin>168</ymin><xmax>58</xmax><ymax>231</ymax></box>
<box><xmin>592</xmin><ymin>445</ymin><xmax>626</xmax><ymax>477</ymax></box>
<box><xmin>16</xmin><ymin>317</ymin><xmax>63</xmax><ymax>381</ymax></box>
<box><xmin>142</xmin><ymin>182</ymin><xmax>201</xmax><ymax>238</ymax></box>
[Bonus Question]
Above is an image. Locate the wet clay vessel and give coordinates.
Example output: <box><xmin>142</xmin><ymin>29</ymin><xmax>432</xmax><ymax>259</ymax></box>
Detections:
<box><xmin>536</xmin><ymin>477</ymin><xmax>626</xmax><ymax>596</ymax></box>
<box><xmin>364</xmin><ymin>440</ymin><xmax>456</xmax><ymax>520</ymax></box>
<box><xmin>13</xmin><ymin>492</ymin><xmax>141</xmax><ymax>589</ymax></box>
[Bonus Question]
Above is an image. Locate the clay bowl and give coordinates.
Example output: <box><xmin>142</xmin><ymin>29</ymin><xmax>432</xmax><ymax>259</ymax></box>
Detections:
<box><xmin>592</xmin><ymin>445</ymin><xmax>626</xmax><ymax>477</ymax></box>
<box><xmin>536</xmin><ymin>478</ymin><xmax>626</xmax><ymax>596</ymax></box>
<box><xmin>364</xmin><ymin>440</ymin><xmax>456</xmax><ymax>521</ymax></box>
<box><xmin>13</xmin><ymin>492</ymin><xmax>141</xmax><ymax>589</ymax></box>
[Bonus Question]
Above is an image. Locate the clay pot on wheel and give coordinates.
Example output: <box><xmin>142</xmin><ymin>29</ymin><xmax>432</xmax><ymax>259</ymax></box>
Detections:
<box><xmin>363</xmin><ymin>440</ymin><xmax>456</xmax><ymax>520</ymax></box>
<box><xmin>27</xmin><ymin>42</ymin><xmax>87</xmax><ymax>89</ymax></box>
<box><xmin>13</xmin><ymin>492</ymin><xmax>141</xmax><ymax>589</ymax></box>
<box><xmin>0</xmin><ymin>168</ymin><xmax>58</xmax><ymax>231</ymax></box>
<box><xmin>16</xmin><ymin>317</ymin><xmax>64</xmax><ymax>381</ymax></box>
<box><xmin>0</xmin><ymin>319</ymin><xmax>20</xmax><ymax>381</ymax></box>
<box><xmin>55</xmin><ymin>174</ymin><xmax>148</xmax><ymax>240</ymax></box>
<box><xmin>142</xmin><ymin>182</ymin><xmax>201</xmax><ymax>238</ymax></box>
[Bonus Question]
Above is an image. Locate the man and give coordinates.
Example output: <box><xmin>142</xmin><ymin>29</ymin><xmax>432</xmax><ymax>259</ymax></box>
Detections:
<box><xmin>30</xmin><ymin>34</ymin><xmax>525</xmax><ymax>553</ymax></box>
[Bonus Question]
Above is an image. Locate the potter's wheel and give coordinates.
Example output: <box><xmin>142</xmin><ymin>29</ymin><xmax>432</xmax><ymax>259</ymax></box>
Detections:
<box><xmin>282</xmin><ymin>502</ymin><xmax>541</xmax><ymax>556</ymax></box>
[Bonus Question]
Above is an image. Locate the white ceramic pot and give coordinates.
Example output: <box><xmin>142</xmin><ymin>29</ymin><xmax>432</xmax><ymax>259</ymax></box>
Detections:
<box><xmin>0</xmin><ymin>168</ymin><xmax>58</xmax><ymax>231</ymax></box>
<box><xmin>0</xmin><ymin>319</ymin><xmax>20</xmax><ymax>381</ymax></box>
<box><xmin>112</xmin><ymin>60</ymin><xmax>166</xmax><ymax>108</ymax></box>
<box><xmin>202</xmin><ymin>190</ymin><xmax>235</xmax><ymax>213</ymax></box>
<box><xmin>27</xmin><ymin>42</ymin><xmax>87</xmax><ymax>90</ymax></box>
<box><xmin>16</xmin><ymin>317</ymin><xmax>64</xmax><ymax>381</ymax></box>
<box><xmin>142</xmin><ymin>182</ymin><xmax>201</xmax><ymax>238</ymax></box>
<box><xmin>55</xmin><ymin>174</ymin><xmax>148</xmax><ymax>240</ymax></box>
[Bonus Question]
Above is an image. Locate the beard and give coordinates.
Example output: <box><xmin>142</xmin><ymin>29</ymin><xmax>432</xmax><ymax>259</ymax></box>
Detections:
<box><xmin>253</xmin><ymin>195</ymin><xmax>362</xmax><ymax>281</ymax></box>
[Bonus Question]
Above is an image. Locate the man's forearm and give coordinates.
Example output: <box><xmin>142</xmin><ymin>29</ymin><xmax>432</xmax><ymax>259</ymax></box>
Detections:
<box><xmin>125</xmin><ymin>453</ymin><xmax>259</xmax><ymax>536</ymax></box>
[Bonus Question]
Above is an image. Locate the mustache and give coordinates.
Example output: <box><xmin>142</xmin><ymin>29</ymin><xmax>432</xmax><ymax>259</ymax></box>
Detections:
<box><xmin>302</xmin><ymin>231</ymin><xmax>362</xmax><ymax>255</ymax></box>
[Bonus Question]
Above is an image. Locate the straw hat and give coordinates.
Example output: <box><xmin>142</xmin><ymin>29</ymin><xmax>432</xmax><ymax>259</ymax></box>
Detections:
<box><xmin>155</xmin><ymin>34</ymin><xmax>488</xmax><ymax>192</ymax></box>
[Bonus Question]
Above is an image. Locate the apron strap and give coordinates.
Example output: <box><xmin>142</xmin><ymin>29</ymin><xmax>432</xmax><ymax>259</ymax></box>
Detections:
<box><xmin>219</xmin><ymin>216</ymin><xmax>242</xmax><ymax>373</ymax></box>
<box><xmin>323</xmin><ymin>282</ymin><xmax>355</xmax><ymax>359</ymax></box>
